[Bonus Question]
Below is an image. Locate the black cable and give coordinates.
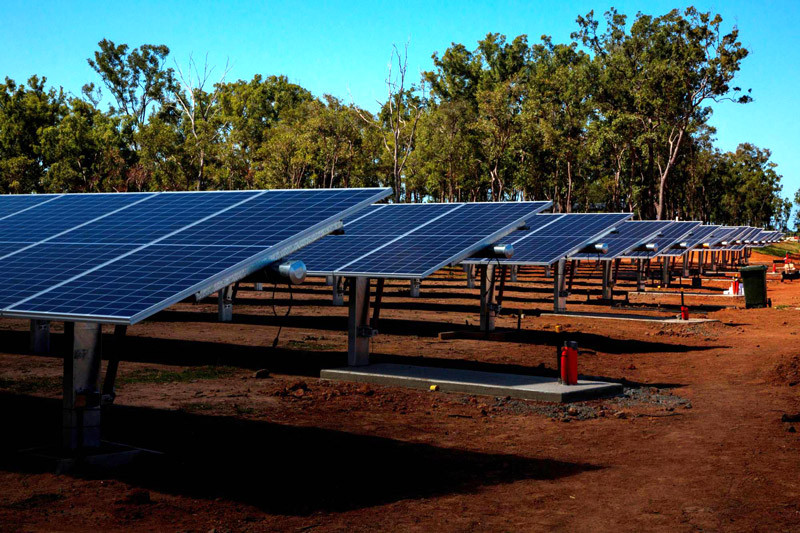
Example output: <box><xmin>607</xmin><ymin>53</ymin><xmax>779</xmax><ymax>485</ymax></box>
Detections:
<box><xmin>271</xmin><ymin>280</ymin><xmax>293</xmax><ymax>348</ymax></box>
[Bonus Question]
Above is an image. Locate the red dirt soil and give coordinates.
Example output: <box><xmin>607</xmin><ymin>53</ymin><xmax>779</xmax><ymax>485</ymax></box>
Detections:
<box><xmin>1</xmin><ymin>253</ymin><xmax>799</xmax><ymax>532</ymax></box>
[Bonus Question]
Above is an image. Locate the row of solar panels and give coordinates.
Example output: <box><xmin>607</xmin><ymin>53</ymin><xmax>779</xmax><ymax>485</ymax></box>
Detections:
<box><xmin>0</xmin><ymin>191</ymin><xmax>782</xmax><ymax>325</ymax></box>
<box><xmin>292</xmin><ymin>206</ymin><xmax>782</xmax><ymax>275</ymax></box>
<box><xmin>0</xmin><ymin>191</ymin><xmax>553</xmax><ymax>324</ymax></box>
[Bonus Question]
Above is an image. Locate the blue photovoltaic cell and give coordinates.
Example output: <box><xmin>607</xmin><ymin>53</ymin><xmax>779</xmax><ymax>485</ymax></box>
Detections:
<box><xmin>624</xmin><ymin>221</ymin><xmax>701</xmax><ymax>259</ymax></box>
<box><xmin>0</xmin><ymin>244</ymin><xmax>133</xmax><ymax>308</ymax></box>
<box><xmin>0</xmin><ymin>242</ymin><xmax>32</xmax><ymax>259</ymax></box>
<box><xmin>660</xmin><ymin>225</ymin><xmax>720</xmax><ymax>256</ymax></box>
<box><xmin>11</xmin><ymin>244</ymin><xmax>265</xmax><ymax>320</ymax></box>
<box><xmin>51</xmin><ymin>191</ymin><xmax>258</xmax><ymax>244</ymax></box>
<box><xmin>299</xmin><ymin>201</ymin><xmax>551</xmax><ymax>278</ymax></box>
<box><xmin>345</xmin><ymin>204</ymin><xmax>454</xmax><ymax>236</ymax></box>
<box><xmin>0</xmin><ymin>193</ymin><xmax>155</xmax><ymax>243</ymax></box>
<box><xmin>571</xmin><ymin>220</ymin><xmax>673</xmax><ymax>260</ymax></box>
<box><xmin>163</xmin><ymin>189</ymin><xmax>386</xmax><ymax>247</ymax></box>
<box><xmin>0</xmin><ymin>194</ymin><xmax>61</xmax><ymax>219</ymax></box>
<box><xmin>729</xmin><ymin>228</ymin><xmax>759</xmax><ymax>250</ymax></box>
<box><xmin>0</xmin><ymin>187</ymin><xmax>392</xmax><ymax>323</ymax></box>
<box><xmin>464</xmin><ymin>213</ymin><xmax>632</xmax><ymax>265</ymax></box>
<box><xmin>293</xmin><ymin>203</ymin><xmax>462</xmax><ymax>273</ymax></box>
<box><xmin>705</xmin><ymin>226</ymin><xmax>742</xmax><ymax>250</ymax></box>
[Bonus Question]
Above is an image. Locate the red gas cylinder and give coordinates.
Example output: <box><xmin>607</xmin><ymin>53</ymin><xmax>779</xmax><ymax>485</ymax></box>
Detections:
<box><xmin>733</xmin><ymin>279</ymin><xmax>740</xmax><ymax>294</ymax></box>
<box><xmin>560</xmin><ymin>343</ymin><xmax>579</xmax><ymax>385</ymax></box>
<box><xmin>680</xmin><ymin>306</ymin><xmax>690</xmax><ymax>320</ymax></box>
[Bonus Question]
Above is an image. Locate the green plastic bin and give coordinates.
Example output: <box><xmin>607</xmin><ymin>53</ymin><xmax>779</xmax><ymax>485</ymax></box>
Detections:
<box><xmin>740</xmin><ymin>265</ymin><xmax>768</xmax><ymax>308</ymax></box>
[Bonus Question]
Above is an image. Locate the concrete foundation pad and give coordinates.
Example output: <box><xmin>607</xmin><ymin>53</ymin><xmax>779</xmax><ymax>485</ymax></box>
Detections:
<box><xmin>540</xmin><ymin>311</ymin><xmax>718</xmax><ymax>324</ymax></box>
<box><xmin>630</xmin><ymin>290</ymin><xmax>742</xmax><ymax>299</ymax></box>
<box><xmin>321</xmin><ymin>363</ymin><xmax>622</xmax><ymax>403</ymax></box>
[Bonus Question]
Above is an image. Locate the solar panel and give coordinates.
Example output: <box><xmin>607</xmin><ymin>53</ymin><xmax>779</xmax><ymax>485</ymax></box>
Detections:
<box><xmin>724</xmin><ymin>227</ymin><xmax>756</xmax><ymax>250</ymax></box>
<box><xmin>0</xmin><ymin>188</ymin><xmax>391</xmax><ymax>324</ymax></box>
<box><xmin>705</xmin><ymin>226</ymin><xmax>747</xmax><ymax>250</ymax></box>
<box><xmin>660</xmin><ymin>225</ymin><xmax>720</xmax><ymax>256</ymax></box>
<box><xmin>463</xmin><ymin>213</ymin><xmax>631</xmax><ymax>266</ymax></box>
<box><xmin>570</xmin><ymin>220</ymin><xmax>673</xmax><ymax>260</ymax></box>
<box><xmin>292</xmin><ymin>201</ymin><xmax>551</xmax><ymax>278</ymax></box>
<box><xmin>0</xmin><ymin>194</ymin><xmax>62</xmax><ymax>220</ymax></box>
<box><xmin>623</xmin><ymin>221</ymin><xmax>701</xmax><ymax>259</ymax></box>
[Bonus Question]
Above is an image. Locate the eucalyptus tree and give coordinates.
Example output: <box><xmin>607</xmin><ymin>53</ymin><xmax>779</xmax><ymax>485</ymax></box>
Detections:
<box><xmin>0</xmin><ymin>76</ymin><xmax>67</xmax><ymax>193</ymax></box>
<box><xmin>575</xmin><ymin>8</ymin><xmax>751</xmax><ymax>219</ymax></box>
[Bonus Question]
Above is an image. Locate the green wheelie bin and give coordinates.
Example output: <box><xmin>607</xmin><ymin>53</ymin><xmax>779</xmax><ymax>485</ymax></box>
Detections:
<box><xmin>740</xmin><ymin>265</ymin><xmax>768</xmax><ymax>308</ymax></box>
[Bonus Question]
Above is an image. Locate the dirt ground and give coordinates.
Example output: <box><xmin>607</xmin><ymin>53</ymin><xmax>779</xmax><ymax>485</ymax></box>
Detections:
<box><xmin>1</xmin><ymin>253</ymin><xmax>799</xmax><ymax>532</ymax></box>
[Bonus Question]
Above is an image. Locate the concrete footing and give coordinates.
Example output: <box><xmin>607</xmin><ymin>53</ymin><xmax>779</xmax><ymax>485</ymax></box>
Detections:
<box><xmin>321</xmin><ymin>363</ymin><xmax>623</xmax><ymax>403</ymax></box>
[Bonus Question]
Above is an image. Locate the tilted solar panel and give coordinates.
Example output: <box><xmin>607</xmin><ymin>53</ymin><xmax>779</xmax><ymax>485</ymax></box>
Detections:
<box><xmin>0</xmin><ymin>188</ymin><xmax>391</xmax><ymax>324</ymax></box>
<box><xmin>624</xmin><ymin>221</ymin><xmax>701</xmax><ymax>259</ymax></box>
<box><xmin>292</xmin><ymin>201</ymin><xmax>552</xmax><ymax>278</ymax></box>
<box><xmin>0</xmin><ymin>194</ymin><xmax>62</xmax><ymax>220</ymax></box>
<box><xmin>660</xmin><ymin>225</ymin><xmax>720</xmax><ymax>256</ymax></box>
<box><xmin>570</xmin><ymin>220</ymin><xmax>673</xmax><ymax>260</ymax></box>
<box><xmin>705</xmin><ymin>226</ymin><xmax>747</xmax><ymax>251</ymax></box>
<box><xmin>463</xmin><ymin>212</ymin><xmax>632</xmax><ymax>266</ymax></box>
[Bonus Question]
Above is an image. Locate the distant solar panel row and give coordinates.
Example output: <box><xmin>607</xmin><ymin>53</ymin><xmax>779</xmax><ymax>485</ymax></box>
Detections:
<box><xmin>292</xmin><ymin>201</ymin><xmax>551</xmax><ymax>278</ymax></box>
<box><xmin>0</xmin><ymin>188</ymin><xmax>391</xmax><ymax>324</ymax></box>
<box><xmin>463</xmin><ymin>213</ymin><xmax>631</xmax><ymax>266</ymax></box>
<box><xmin>623</xmin><ymin>221</ymin><xmax>701</xmax><ymax>259</ymax></box>
<box><xmin>570</xmin><ymin>220</ymin><xmax>673</xmax><ymax>260</ymax></box>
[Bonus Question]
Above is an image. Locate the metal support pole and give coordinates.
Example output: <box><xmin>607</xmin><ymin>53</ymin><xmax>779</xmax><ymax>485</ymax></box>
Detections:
<box><xmin>661</xmin><ymin>256</ymin><xmax>670</xmax><ymax>287</ymax></box>
<box><xmin>218</xmin><ymin>284</ymin><xmax>234</xmax><ymax>322</ymax></box>
<box><xmin>554</xmin><ymin>258</ymin><xmax>568</xmax><ymax>312</ymax></box>
<box><xmin>254</xmin><ymin>282</ymin><xmax>263</xmax><ymax>291</ymax></box>
<box><xmin>509</xmin><ymin>265</ymin><xmax>518</xmax><ymax>282</ymax></box>
<box><xmin>698</xmin><ymin>251</ymin><xmax>705</xmax><ymax>276</ymax></box>
<box><xmin>612</xmin><ymin>258</ymin><xmax>621</xmax><ymax>283</ymax></box>
<box><xmin>465</xmin><ymin>265</ymin><xmax>475</xmax><ymax>289</ymax></box>
<box><xmin>682</xmin><ymin>254</ymin><xmax>690</xmax><ymax>277</ymax></box>
<box><xmin>332</xmin><ymin>275</ymin><xmax>344</xmax><ymax>306</ymax></box>
<box><xmin>102</xmin><ymin>325</ymin><xmax>127</xmax><ymax>405</ymax></box>
<box><xmin>636</xmin><ymin>260</ymin><xmax>646</xmax><ymax>292</ymax></box>
<box><xmin>479</xmin><ymin>264</ymin><xmax>498</xmax><ymax>331</ymax></box>
<box><xmin>567</xmin><ymin>260</ymin><xmax>577</xmax><ymax>292</ymax></box>
<box><xmin>409</xmin><ymin>278</ymin><xmax>421</xmax><ymax>298</ymax></box>
<box><xmin>63</xmin><ymin>322</ymin><xmax>103</xmax><ymax>450</ymax></box>
<box><xmin>347</xmin><ymin>277</ymin><xmax>372</xmax><ymax>366</ymax></box>
<box><xmin>601</xmin><ymin>261</ymin><xmax>613</xmax><ymax>300</ymax></box>
<box><xmin>29</xmin><ymin>319</ymin><xmax>50</xmax><ymax>354</ymax></box>
<box><xmin>544</xmin><ymin>265</ymin><xmax>552</xmax><ymax>278</ymax></box>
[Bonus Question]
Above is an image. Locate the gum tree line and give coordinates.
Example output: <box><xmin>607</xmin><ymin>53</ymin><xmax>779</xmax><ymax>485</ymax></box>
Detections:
<box><xmin>0</xmin><ymin>7</ymin><xmax>791</xmax><ymax>228</ymax></box>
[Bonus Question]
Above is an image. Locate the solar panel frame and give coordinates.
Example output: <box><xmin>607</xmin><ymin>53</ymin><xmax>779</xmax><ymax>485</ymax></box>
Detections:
<box><xmin>705</xmin><ymin>226</ymin><xmax>750</xmax><ymax>251</ymax></box>
<box><xmin>1</xmin><ymin>187</ymin><xmax>392</xmax><ymax>324</ymax></box>
<box><xmin>330</xmin><ymin>201</ymin><xmax>552</xmax><ymax>278</ymax></box>
<box><xmin>621</xmin><ymin>221</ymin><xmax>702</xmax><ymax>259</ymax></box>
<box><xmin>659</xmin><ymin>225</ymin><xmax>720</xmax><ymax>257</ymax></box>
<box><xmin>570</xmin><ymin>220</ymin><xmax>673</xmax><ymax>261</ymax></box>
<box><xmin>462</xmin><ymin>212</ymin><xmax>633</xmax><ymax>266</ymax></box>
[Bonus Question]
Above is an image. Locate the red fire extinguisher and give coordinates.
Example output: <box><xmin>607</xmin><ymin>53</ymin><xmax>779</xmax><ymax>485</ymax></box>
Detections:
<box><xmin>680</xmin><ymin>306</ymin><xmax>690</xmax><ymax>320</ymax></box>
<box><xmin>733</xmin><ymin>278</ymin><xmax>740</xmax><ymax>295</ymax></box>
<box><xmin>560</xmin><ymin>341</ymin><xmax>579</xmax><ymax>385</ymax></box>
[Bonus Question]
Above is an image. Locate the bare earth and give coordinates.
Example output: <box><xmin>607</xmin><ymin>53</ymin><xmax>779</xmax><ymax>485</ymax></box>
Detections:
<box><xmin>1</xmin><ymin>252</ymin><xmax>799</xmax><ymax>532</ymax></box>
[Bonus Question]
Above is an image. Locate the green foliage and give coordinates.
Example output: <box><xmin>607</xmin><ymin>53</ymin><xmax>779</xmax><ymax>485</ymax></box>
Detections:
<box><xmin>0</xmin><ymin>8</ymin><xmax>788</xmax><ymax>230</ymax></box>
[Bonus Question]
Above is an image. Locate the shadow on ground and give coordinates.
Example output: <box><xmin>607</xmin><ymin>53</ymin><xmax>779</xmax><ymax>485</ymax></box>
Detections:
<box><xmin>0</xmin><ymin>393</ymin><xmax>599</xmax><ymax>515</ymax></box>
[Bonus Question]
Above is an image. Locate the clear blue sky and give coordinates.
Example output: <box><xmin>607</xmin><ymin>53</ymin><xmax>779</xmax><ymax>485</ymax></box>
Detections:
<box><xmin>2</xmin><ymin>0</ymin><xmax>798</xmax><ymax>206</ymax></box>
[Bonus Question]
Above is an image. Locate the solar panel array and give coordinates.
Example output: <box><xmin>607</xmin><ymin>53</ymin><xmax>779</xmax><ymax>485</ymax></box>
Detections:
<box><xmin>570</xmin><ymin>220</ymin><xmax>673</xmax><ymax>260</ymax></box>
<box><xmin>0</xmin><ymin>188</ymin><xmax>391</xmax><ymax>324</ymax></box>
<box><xmin>463</xmin><ymin>213</ymin><xmax>631</xmax><ymax>266</ymax></box>
<box><xmin>659</xmin><ymin>225</ymin><xmax>720</xmax><ymax>257</ymax></box>
<box><xmin>705</xmin><ymin>226</ymin><xmax>746</xmax><ymax>251</ymax></box>
<box><xmin>623</xmin><ymin>221</ymin><xmax>702</xmax><ymax>259</ymax></box>
<box><xmin>291</xmin><ymin>201</ymin><xmax>551</xmax><ymax>278</ymax></box>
